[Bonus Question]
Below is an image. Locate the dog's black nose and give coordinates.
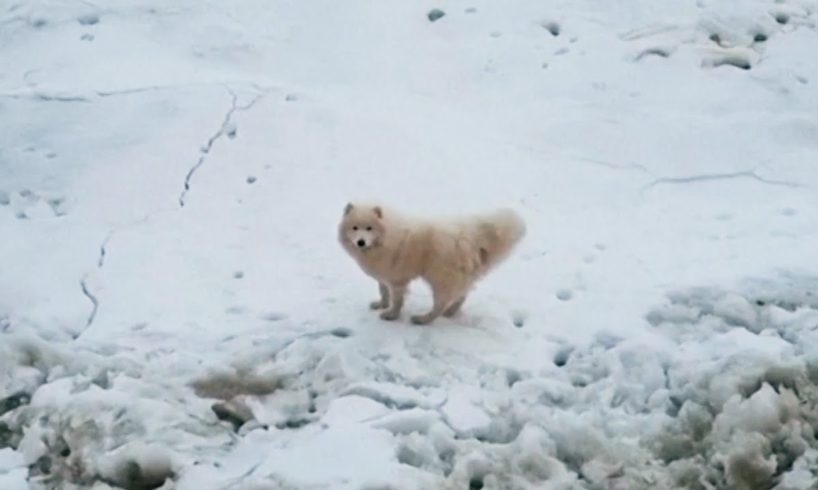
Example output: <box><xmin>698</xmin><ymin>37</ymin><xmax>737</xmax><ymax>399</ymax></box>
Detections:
<box><xmin>357</xmin><ymin>239</ymin><xmax>366</xmax><ymax>248</ymax></box>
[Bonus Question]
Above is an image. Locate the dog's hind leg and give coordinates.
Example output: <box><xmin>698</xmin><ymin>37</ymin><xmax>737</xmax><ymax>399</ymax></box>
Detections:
<box><xmin>412</xmin><ymin>285</ymin><xmax>462</xmax><ymax>325</ymax></box>
<box><xmin>443</xmin><ymin>295</ymin><xmax>467</xmax><ymax>317</ymax></box>
<box><xmin>370</xmin><ymin>282</ymin><xmax>390</xmax><ymax>310</ymax></box>
<box><xmin>380</xmin><ymin>283</ymin><xmax>407</xmax><ymax>321</ymax></box>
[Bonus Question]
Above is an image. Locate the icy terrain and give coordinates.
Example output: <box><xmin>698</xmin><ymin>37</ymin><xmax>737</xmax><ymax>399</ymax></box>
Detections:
<box><xmin>2</xmin><ymin>0</ymin><xmax>818</xmax><ymax>488</ymax></box>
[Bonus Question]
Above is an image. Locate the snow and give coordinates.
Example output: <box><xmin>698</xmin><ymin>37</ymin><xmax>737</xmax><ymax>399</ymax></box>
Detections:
<box><xmin>2</xmin><ymin>0</ymin><xmax>818</xmax><ymax>488</ymax></box>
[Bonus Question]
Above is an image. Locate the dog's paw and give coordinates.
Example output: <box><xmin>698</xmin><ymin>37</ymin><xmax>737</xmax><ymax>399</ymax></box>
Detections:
<box><xmin>370</xmin><ymin>300</ymin><xmax>387</xmax><ymax>310</ymax></box>
<box><xmin>380</xmin><ymin>310</ymin><xmax>400</xmax><ymax>321</ymax></box>
<box><xmin>410</xmin><ymin>314</ymin><xmax>433</xmax><ymax>325</ymax></box>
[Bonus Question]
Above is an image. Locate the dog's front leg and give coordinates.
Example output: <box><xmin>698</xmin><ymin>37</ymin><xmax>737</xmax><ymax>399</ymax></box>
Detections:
<box><xmin>370</xmin><ymin>282</ymin><xmax>390</xmax><ymax>310</ymax></box>
<box><xmin>380</xmin><ymin>283</ymin><xmax>406</xmax><ymax>321</ymax></box>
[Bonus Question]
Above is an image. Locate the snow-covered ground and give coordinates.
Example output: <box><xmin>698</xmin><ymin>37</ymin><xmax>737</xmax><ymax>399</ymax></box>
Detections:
<box><xmin>2</xmin><ymin>0</ymin><xmax>818</xmax><ymax>488</ymax></box>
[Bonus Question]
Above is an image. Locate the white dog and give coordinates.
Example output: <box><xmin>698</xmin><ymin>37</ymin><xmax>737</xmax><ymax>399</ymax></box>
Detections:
<box><xmin>338</xmin><ymin>203</ymin><xmax>526</xmax><ymax>325</ymax></box>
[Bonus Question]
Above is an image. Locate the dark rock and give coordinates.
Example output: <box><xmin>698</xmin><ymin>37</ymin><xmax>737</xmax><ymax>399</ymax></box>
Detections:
<box><xmin>0</xmin><ymin>421</ymin><xmax>17</xmax><ymax>448</ymax></box>
<box><xmin>0</xmin><ymin>392</ymin><xmax>31</xmax><ymax>417</ymax></box>
<box><xmin>212</xmin><ymin>401</ymin><xmax>253</xmax><ymax>431</ymax></box>
<box><xmin>428</xmin><ymin>9</ymin><xmax>445</xmax><ymax>22</ymax></box>
<box><xmin>30</xmin><ymin>455</ymin><xmax>52</xmax><ymax>476</ymax></box>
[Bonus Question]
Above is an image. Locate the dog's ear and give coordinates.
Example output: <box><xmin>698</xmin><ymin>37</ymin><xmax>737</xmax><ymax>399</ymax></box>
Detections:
<box><xmin>373</xmin><ymin>206</ymin><xmax>383</xmax><ymax>219</ymax></box>
<box><xmin>344</xmin><ymin>203</ymin><xmax>354</xmax><ymax>215</ymax></box>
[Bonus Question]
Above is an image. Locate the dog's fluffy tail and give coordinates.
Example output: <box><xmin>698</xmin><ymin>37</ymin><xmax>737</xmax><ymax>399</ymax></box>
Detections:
<box><xmin>473</xmin><ymin>208</ymin><xmax>526</xmax><ymax>273</ymax></box>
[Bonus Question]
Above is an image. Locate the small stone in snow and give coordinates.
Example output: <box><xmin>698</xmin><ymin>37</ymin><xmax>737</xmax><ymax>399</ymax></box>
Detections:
<box><xmin>246</xmin><ymin>176</ymin><xmax>256</xmax><ymax>184</ymax></box>
<box><xmin>212</xmin><ymin>401</ymin><xmax>254</xmax><ymax>431</ymax></box>
<box><xmin>428</xmin><ymin>9</ymin><xmax>445</xmax><ymax>22</ymax></box>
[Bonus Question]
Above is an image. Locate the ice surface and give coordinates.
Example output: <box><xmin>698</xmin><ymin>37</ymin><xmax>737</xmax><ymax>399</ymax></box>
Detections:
<box><xmin>2</xmin><ymin>0</ymin><xmax>818</xmax><ymax>488</ymax></box>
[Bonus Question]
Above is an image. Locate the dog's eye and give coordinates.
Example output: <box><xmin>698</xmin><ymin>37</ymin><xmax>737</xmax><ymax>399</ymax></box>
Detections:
<box><xmin>352</xmin><ymin>226</ymin><xmax>358</xmax><ymax>231</ymax></box>
<box><xmin>366</xmin><ymin>226</ymin><xmax>372</xmax><ymax>231</ymax></box>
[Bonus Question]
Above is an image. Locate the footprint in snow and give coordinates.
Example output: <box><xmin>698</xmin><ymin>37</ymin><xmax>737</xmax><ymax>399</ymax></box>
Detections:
<box><xmin>77</xmin><ymin>14</ymin><xmax>99</xmax><ymax>25</ymax></box>
<box><xmin>261</xmin><ymin>312</ymin><xmax>287</xmax><ymax>322</ymax></box>
<box><xmin>553</xmin><ymin>346</ymin><xmax>573</xmax><ymax>367</ymax></box>
<box><xmin>225</xmin><ymin>306</ymin><xmax>249</xmax><ymax>315</ymax></box>
<box><xmin>225</xmin><ymin>122</ymin><xmax>237</xmax><ymax>139</ymax></box>
<box><xmin>511</xmin><ymin>310</ymin><xmax>526</xmax><ymax>328</ymax></box>
<box><xmin>541</xmin><ymin>21</ymin><xmax>561</xmax><ymax>37</ymax></box>
<box><xmin>635</xmin><ymin>47</ymin><xmax>672</xmax><ymax>61</ymax></box>
<box><xmin>330</xmin><ymin>327</ymin><xmax>352</xmax><ymax>338</ymax></box>
<box><xmin>773</xmin><ymin>12</ymin><xmax>790</xmax><ymax>25</ymax></box>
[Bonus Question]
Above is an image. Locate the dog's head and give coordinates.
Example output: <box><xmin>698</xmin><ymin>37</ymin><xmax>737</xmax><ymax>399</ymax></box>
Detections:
<box><xmin>338</xmin><ymin>203</ymin><xmax>385</xmax><ymax>253</ymax></box>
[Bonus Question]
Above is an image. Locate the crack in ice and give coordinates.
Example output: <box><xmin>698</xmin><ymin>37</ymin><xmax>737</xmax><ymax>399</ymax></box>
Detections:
<box><xmin>642</xmin><ymin>169</ymin><xmax>803</xmax><ymax>191</ymax></box>
<box><xmin>574</xmin><ymin>155</ymin><xmax>651</xmax><ymax>174</ymax></box>
<box><xmin>0</xmin><ymin>82</ymin><xmax>276</xmax><ymax>103</ymax></box>
<box><xmin>178</xmin><ymin>90</ymin><xmax>261</xmax><ymax>207</ymax></box>
<box><xmin>0</xmin><ymin>91</ymin><xmax>93</xmax><ymax>102</ymax></box>
<box><xmin>98</xmin><ymin>234</ymin><xmax>111</xmax><ymax>268</ymax></box>
<box><xmin>95</xmin><ymin>81</ymin><xmax>276</xmax><ymax>98</ymax></box>
<box><xmin>78</xmin><ymin>277</ymin><xmax>99</xmax><ymax>337</ymax></box>
<box><xmin>94</xmin><ymin>210</ymin><xmax>171</xmax><ymax>269</ymax></box>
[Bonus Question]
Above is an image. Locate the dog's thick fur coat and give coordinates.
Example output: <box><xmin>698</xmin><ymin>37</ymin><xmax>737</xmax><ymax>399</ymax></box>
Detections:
<box><xmin>338</xmin><ymin>203</ymin><xmax>526</xmax><ymax>325</ymax></box>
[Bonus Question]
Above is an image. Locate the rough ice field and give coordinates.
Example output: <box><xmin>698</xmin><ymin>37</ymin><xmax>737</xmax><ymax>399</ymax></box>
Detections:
<box><xmin>1</xmin><ymin>0</ymin><xmax>818</xmax><ymax>489</ymax></box>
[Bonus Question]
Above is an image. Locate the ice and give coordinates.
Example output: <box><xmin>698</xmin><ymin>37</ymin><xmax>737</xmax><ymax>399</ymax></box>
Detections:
<box><xmin>371</xmin><ymin>408</ymin><xmax>442</xmax><ymax>435</ymax></box>
<box><xmin>95</xmin><ymin>442</ymin><xmax>176</xmax><ymax>490</ymax></box>
<box><xmin>440</xmin><ymin>388</ymin><xmax>492</xmax><ymax>437</ymax></box>
<box><xmin>0</xmin><ymin>448</ymin><xmax>25</xmax><ymax>473</ymax></box>
<box><xmin>2</xmin><ymin>0</ymin><xmax>818</xmax><ymax>487</ymax></box>
<box><xmin>0</xmin><ymin>469</ymin><xmax>28</xmax><ymax>490</ymax></box>
<box><xmin>713</xmin><ymin>292</ymin><xmax>759</xmax><ymax>330</ymax></box>
<box><xmin>321</xmin><ymin>395</ymin><xmax>390</xmax><ymax>426</ymax></box>
<box><xmin>340</xmin><ymin>382</ymin><xmax>444</xmax><ymax>410</ymax></box>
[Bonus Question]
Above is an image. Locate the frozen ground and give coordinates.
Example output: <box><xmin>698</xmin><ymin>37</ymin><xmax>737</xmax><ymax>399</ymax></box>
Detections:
<box><xmin>2</xmin><ymin>0</ymin><xmax>818</xmax><ymax>488</ymax></box>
